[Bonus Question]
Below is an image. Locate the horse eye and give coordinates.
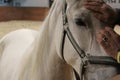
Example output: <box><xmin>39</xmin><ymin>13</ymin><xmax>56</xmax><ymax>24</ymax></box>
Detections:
<box><xmin>75</xmin><ymin>18</ymin><xmax>86</xmax><ymax>26</ymax></box>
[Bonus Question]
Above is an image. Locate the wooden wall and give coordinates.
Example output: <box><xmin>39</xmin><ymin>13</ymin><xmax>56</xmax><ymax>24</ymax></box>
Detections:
<box><xmin>0</xmin><ymin>7</ymin><xmax>49</xmax><ymax>21</ymax></box>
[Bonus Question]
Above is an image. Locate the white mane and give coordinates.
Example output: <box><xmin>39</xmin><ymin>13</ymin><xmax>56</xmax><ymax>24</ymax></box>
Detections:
<box><xmin>18</xmin><ymin>0</ymin><xmax>73</xmax><ymax>80</ymax></box>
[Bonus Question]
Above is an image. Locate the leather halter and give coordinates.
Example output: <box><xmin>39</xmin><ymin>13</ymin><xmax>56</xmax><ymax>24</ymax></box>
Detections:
<box><xmin>60</xmin><ymin>2</ymin><xmax>120</xmax><ymax>80</ymax></box>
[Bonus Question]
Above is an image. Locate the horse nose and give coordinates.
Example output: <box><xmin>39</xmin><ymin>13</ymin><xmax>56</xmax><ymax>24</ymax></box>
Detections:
<box><xmin>75</xmin><ymin>18</ymin><xmax>86</xmax><ymax>26</ymax></box>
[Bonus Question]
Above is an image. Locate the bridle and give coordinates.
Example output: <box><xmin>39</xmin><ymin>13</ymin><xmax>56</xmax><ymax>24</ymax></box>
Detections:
<box><xmin>60</xmin><ymin>2</ymin><xmax>120</xmax><ymax>80</ymax></box>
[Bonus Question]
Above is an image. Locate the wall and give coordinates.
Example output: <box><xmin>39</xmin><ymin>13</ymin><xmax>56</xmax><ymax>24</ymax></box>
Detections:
<box><xmin>0</xmin><ymin>7</ymin><xmax>49</xmax><ymax>21</ymax></box>
<box><xmin>13</xmin><ymin>0</ymin><xmax>49</xmax><ymax>7</ymax></box>
<box><xmin>0</xmin><ymin>0</ymin><xmax>50</xmax><ymax>7</ymax></box>
<box><xmin>23</xmin><ymin>0</ymin><xmax>49</xmax><ymax>7</ymax></box>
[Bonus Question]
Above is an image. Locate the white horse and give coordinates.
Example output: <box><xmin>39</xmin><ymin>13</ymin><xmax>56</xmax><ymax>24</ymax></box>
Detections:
<box><xmin>0</xmin><ymin>0</ymin><xmax>119</xmax><ymax>80</ymax></box>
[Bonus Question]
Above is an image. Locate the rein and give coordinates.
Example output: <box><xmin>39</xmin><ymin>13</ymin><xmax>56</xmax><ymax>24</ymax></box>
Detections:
<box><xmin>60</xmin><ymin>1</ymin><xmax>120</xmax><ymax>80</ymax></box>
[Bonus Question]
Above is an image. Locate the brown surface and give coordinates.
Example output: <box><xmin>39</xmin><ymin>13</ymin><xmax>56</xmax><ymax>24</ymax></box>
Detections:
<box><xmin>0</xmin><ymin>20</ymin><xmax>42</xmax><ymax>38</ymax></box>
<box><xmin>0</xmin><ymin>7</ymin><xmax>49</xmax><ymax>21</ymax></box>
<box><xmin>111</xmin><ymin>75</ymin><xmax>120</xmax><ymax>80</ymax></box>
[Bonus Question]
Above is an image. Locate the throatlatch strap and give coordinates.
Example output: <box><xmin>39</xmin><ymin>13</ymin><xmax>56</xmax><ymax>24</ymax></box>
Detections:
<box><xmin>61</xmin><ymin>2</ymin><xmax>82</xmax><ymax>80</ymax></box>
<box><xmin>73</xmin><ymin>69</ymin><xmax>80</xmax><ymax>80</ymax></box>
<box><xmin>61</xmin><ymin>30</ymin><xmax>67</xmax><ymax>62</ymax></box>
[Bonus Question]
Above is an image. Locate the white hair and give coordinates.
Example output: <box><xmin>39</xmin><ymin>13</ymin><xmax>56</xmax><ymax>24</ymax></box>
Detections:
<box><xmin>19</xmin><ymin>0</ymin><xmax>68</xmax><ymax>80</ymax></box>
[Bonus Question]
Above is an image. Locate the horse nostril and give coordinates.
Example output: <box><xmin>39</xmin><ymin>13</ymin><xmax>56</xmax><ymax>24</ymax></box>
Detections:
<box><xmin>75</xmin><ymin>18</ymin><xmax>86</xmax><ymax>26</ymax></box>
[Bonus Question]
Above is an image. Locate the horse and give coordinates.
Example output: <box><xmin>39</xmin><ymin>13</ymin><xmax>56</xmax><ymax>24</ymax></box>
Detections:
<box><xmin>0</xmin><ymin>0</ymin><xmax>120</xmax><ymax>80</ymax></box>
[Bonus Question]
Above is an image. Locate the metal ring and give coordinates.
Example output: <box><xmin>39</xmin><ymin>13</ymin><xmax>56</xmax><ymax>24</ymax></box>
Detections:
<box><xmin>102</xmin><ymin>36</ymin><xmax>108</xmax><ymax>42</ymax></box>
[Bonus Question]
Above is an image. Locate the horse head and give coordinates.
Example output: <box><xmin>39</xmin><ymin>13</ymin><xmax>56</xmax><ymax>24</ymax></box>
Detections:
<box><xmin>57</xmin><ymin>0</ymin><xmax>120</xmax><ymax>80</ymax></box>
